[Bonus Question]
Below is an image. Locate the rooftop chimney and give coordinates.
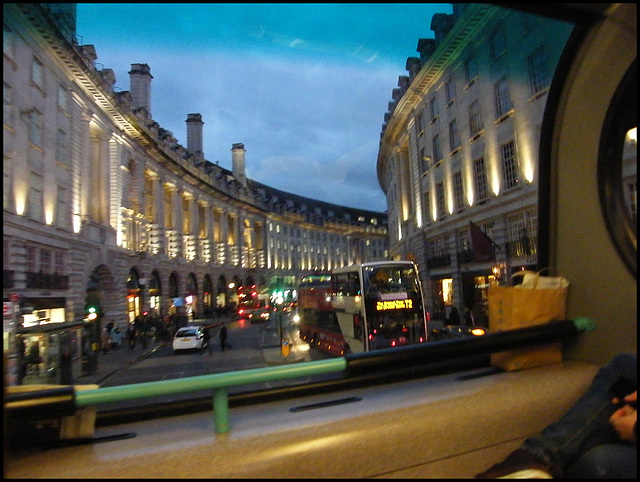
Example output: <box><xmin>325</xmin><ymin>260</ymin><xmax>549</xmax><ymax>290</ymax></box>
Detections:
<box><xmin>186</xmin><ymin>113</ymin><xmax>204</xmax><ymax>157</ymax></box>
<box><xmin>231</xmin><ymin>143</ymin><xmax>247</xmax><ymax>187</ymax></box>
<box><xmin>128</xmin><ymin>63</ymin><xmax>153</xmax><ymax>116</ymax></box>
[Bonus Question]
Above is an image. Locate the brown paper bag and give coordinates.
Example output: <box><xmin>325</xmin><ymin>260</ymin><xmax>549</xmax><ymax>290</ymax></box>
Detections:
<box><xmin>489</xmin><ymin>270</ymin><xmax>569</xmax><ymax>371</ymax></box>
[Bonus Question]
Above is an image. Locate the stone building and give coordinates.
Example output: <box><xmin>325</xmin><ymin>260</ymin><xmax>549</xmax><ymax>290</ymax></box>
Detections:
<box><xmin>377</xmin><ymin>4</ymin><xmax>573</xmax><ymax>323</ymax></box>
<box><xmin>3</xmin><ymin>4</ymin><xmax>387</xmax><ymax>381</ymax></box>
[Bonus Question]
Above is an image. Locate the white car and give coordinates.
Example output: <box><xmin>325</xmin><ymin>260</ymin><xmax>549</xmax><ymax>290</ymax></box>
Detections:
<box><xmin>172</xmin><ymin>326</ymin><xmax>205</xmax><ymax>353</ymax></box>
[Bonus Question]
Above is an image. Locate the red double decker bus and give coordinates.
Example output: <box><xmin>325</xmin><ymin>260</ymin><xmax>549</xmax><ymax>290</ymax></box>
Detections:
<box><xmin>297</xmin><ymin>261</ymin><xmax>429</xmax><ymax>356</ymax></box>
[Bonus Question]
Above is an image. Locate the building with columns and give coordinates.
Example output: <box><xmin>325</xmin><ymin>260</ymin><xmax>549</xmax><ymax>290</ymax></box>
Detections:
<box><xmin>377</xmin><ymin>4</ymin><xmax>574</xmax><ymax>323</ymax></box>
<box><xmin>3</xmin><ymin>4</ymin><xmax>387</xmax><ymax>381</ymax></box>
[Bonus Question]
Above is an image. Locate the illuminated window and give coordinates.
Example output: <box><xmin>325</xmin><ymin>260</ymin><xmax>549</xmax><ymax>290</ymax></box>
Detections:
<box><xmin>501</xmin><ymin>140</ymin><xmax>519</xmax><ymax>190</ymax></box>
<box><xmin>474</xmin><ymin>157</ymin><xmax>489</xmax><ymax>202</ymax></box>
<box><xmin>27</xmin><ymin>171</ymin><xmax>43</xmax><ymax>220</ymax></box>
<box><xmin>453</xmin><ymin>171</ymin><xmax>464</xmax><ymax>211</ymax></box>
<box><xmin>469</xmin><ymin>99</ymin><xmax>483</xmax><ymax>137</ymax></box>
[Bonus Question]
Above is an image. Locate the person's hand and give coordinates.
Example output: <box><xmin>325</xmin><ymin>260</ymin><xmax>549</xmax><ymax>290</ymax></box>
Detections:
<box><xmin>610</xmin><ymin>390</ymin><xmax>637</xmax><ymax>444</ymax></box>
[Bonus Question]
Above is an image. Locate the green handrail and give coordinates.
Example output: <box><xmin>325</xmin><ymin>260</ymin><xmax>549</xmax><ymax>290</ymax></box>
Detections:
<box><xmin>75</xmin><ymin>357</ymin><xmax>346</xmax><ymax>433</ymax></box>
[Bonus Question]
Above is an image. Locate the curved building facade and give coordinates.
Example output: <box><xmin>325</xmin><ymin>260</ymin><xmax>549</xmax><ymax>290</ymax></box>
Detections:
<box><xmin>377</xmin><ymin>4</ymin><xmax>573</xmax><ymax>323</ymax></box>
<box><xmin>3</xmin><ymin>4</ymin><xmax>387</xmax><ymax>381</ymax></box>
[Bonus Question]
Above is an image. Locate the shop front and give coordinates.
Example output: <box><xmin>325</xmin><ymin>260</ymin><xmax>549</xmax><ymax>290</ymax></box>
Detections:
<box><xmin>17</xmin><ymin>320</ymin><xmax>85</xmax><ymax>386</ymax></box>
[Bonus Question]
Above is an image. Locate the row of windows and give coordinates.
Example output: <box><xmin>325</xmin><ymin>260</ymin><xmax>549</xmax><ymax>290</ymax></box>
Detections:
<box><xmin>426</xmin><ymin>208</ymin><xmax>536</xmax><ymax>258</ymax></box>
<box><xmin>423</xmin><ymin>139</ymin><xmax>519</xmax><ymax>224</ymax></box>
<box><xmin>20</xmin><ymin>244</ymin><xmax>66</xmax><ymax>275</ymax></box>
<box><xmin>414</xmin><ymin>40</ymin><xmax>548</xmax><ymax>168</ymax></box>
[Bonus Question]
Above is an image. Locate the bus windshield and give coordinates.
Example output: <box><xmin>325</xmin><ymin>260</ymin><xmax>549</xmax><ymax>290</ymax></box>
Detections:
<box><xmin>362</xmin><ymin>265</ymin><xmax>427</xmax><ymax>350</ymax></box>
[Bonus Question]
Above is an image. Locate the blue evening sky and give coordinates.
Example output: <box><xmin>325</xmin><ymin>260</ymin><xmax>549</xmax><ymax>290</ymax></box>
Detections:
<box><xmin>76</xmin><ymin>3</ymin><xmax>452</xmax><ymax>212</ymax></box>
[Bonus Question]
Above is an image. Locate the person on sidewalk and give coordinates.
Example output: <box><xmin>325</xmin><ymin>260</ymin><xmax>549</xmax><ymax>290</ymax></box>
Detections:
<box><xmin>475</xmin><ymin>353</ymin><xmax>637</xmax><ymax>479</ymax></box>
<box><xmin>126</xmin><ymin>323</ymin><xmax>136</xmax><ymax>349</ymax></box>
<box><xmin>111</xmin><ymin>326</ymin><xmax>122</xmax><ymax>350</ymax></box>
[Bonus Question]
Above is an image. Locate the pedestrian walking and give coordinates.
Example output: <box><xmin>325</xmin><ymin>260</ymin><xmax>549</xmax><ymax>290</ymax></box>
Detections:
<box><xmin>111</xmin><ymin>326</ymin><xmax>122</xmax><ymax>350</ymax></box>
<box><xmin>219</xmin><ymin>325</ymin><xmax>229</xmax><ymax>351</ymax></box>
<box><xmin>126</xmin><ymin>323</ymin><xmax>136</xmax><ymax>349</ymax></box>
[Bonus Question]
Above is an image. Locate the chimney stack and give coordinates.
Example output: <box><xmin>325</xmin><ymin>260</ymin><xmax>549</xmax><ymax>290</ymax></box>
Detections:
<box><xmin>186</xmin><ymin>113</ymin><xmax>204</xmax><ymax>157</ymax></box>
<box><xmin>128</xmin><ymin>63</ymin><xmax>153</xmax><ymax>116</ymax></box>
<box><xmin>231</xmin><ymin>143</ymin><xmax>247</xmax><ymax>187</ymax></box>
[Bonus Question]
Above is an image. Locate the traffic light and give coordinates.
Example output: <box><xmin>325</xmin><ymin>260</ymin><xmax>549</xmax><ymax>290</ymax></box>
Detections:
<box><xmin>86</xmin><ymin>305</ymin><xmax>99</xmax><ymax>321</ymax></box>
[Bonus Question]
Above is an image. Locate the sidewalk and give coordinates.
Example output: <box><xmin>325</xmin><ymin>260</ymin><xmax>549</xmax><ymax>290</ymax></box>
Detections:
<box><xmin>76</xmin><ymin>338</ymin><xmax>167</xmax><ymax>386</ymax></box>
<box><xmin>76</xmin><ymin>316</ymin><xmax>233</xmax><ymax>386</ymax></box>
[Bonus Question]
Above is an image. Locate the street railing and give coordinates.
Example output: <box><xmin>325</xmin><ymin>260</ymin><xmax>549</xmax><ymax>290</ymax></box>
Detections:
<box><xmin>9</xmin><ymin>318</ymin><xmax>594</xmax><ymax>435</ymax></box>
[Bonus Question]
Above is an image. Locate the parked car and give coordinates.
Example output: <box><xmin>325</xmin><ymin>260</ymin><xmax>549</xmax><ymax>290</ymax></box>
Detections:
<box><xmin>172</xmin><ymin>326</ymin><xmax>205</xmax><ymax>353</ymax></box>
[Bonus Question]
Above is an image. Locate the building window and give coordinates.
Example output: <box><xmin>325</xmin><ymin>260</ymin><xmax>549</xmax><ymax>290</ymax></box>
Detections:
<box><xmin>445</xmin><ymin>77</ymin><xmax>456</xmax><ymax>105</ymax></box>
<box><xmin>489</xmin><ymin>26</ymin><xmax>507</xmax><ymax>60</ymax></box>
<box><xmin>494</xmin><ymin>77</ymin><xmax>513</xmax><ymax>118</ymax></box>
<box><xmin>429</xmin><ymin>96</ymin><xmax>439</xmax><ymax>120</ymax></box>
<box><xmin>474</xmin><ymin>157</ymin><xmax>489</xmax><ymax>202</ymax></box>
<box><xmin>31</xmin><ymin>57</ymin><xmax>44</xmax><ymax>89</ymax></box>
<box><xmin>501</xmin><ymin>140</ymin><xmax>519</xmax><ymax>190</ymax></box>
<box><xmin>55</xmin><ymin>250</ymin><xmax>65</xmax><ymax>275</ymax></box>
<box><xmin>464</xmin><ymin>56</ymin><xmax>478</xmax><ymax>85</ymax></box>
<box><xmin>26</xmin><ymin>245</ymin><xmax>37</xmax><ymax>272</ymax></box>
<box><xmin>432</xmin><ymin>134</ymin><xmax>442</xmax><ymax>164</ymax></box>
<box><xmin>40</xmin><ymin>249</ymin><xmax>52</xmax><ymax>274</ymax></box>
<box><xmin>459</xmin><ymin>229</ymin><xmax>470</xmax><ymax>251</ymax></box>
<box><xmin>423</xmin><ymin>191</ymin><xmax>431</xmax><ymax>222</ymax></box>
<box><xmin>453</xmin><ymin>171</ymin><xmax>465</xmax><ymax>212</ymax></box>
<box><xmin>416</xmin><ymin>112</ymin><xmax>424</xmax><ymax>134</ymax></box>
<box><xmin>436</xmin><ymin>182</ymin><xmax>445</xmax><ymax>220</ymax></box>
<box><xmin>469</xmin><ymin>99</ymin><xmax>483</xmax><ymax>137</ymax></box>
<box><xmin>28</xmin><ymin>109</ymin><xmax>43</xmax><ymax>147</ymax></box>
<box><xmin>163</xmin><ymin>185</ymin><xmax>173</xmax><ymax>228</ymax></box>
<box><xmin>420</xmin><ymin>147</ymin><xmax>430</xmax><ymax>172</ymax></box>
<box><xmin>528</xmin><ymin>46</ymin><xmax>549</xmax><ymax>95</ymax></box>
<box><xmin>56</xmin><ymin>185</ymin><xmax>69</xmax><ymax>228</ymax></box>
<box><xmin>144</xmin><ymin>177</ymin><xmax>154</xmax><ymax>222</ymax></box>
<box><xmin>56</xmin><ymin>129</ymin><xmax>69</xmax><ymax>166</ymax></box>
<box><xmin>448</xmin><ymin>118</ymin><xmax>461</xmax><ymax>153</ymax></box>
<box><xmin>57</xmin><ymin>85</ymin><xmax>68</xmax><ymax>111</ymax></box>
<box><xmin>28</xmin><ymin>171</ymin><xmax>43</xmax><ymax>220</ymax></box>
<box><xmin>182</xmin><ymin>196</ymin><xmax>190</xmax><ymax>234</ymax></box>
<box><xmin>198</xmin><ymin>204</ymin><xmax>206</xmax><ymax>238</ymax></box>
